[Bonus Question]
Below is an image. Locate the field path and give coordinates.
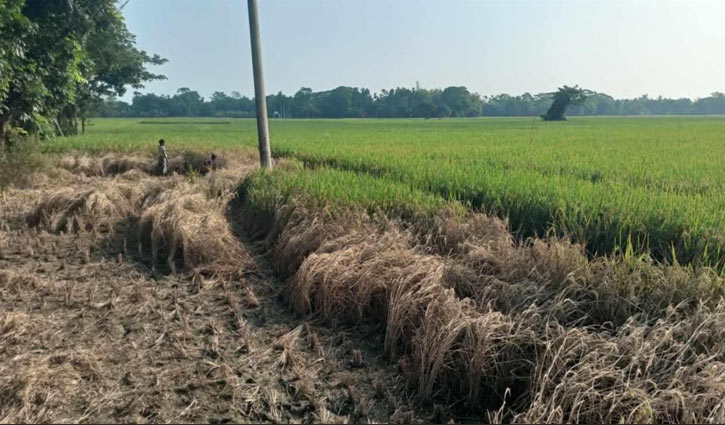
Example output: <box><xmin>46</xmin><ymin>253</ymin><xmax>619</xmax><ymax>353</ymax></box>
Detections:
<box><xmin>0</xmin><ymin>172</ymin><xmax>420</xmax><ymax>423</ymax></box>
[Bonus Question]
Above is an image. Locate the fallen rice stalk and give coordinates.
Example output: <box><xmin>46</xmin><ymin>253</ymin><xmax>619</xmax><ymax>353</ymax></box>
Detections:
<box><xmin>239</xmin><ymin>190</ymin><xmax>725</xmax><ymax>422</ymax></box>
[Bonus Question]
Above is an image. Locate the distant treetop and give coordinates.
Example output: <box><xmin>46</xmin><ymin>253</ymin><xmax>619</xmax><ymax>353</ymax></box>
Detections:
<box><xmin>541</xmin><ymin>86</ymin><xmax>593</xmax><ymax>121</ymax></box>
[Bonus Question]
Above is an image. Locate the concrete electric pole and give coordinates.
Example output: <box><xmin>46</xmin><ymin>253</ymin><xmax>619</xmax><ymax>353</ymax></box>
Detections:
<box><xmin>247</xmin><ymin>0</ymin><xmax>272</xmax><ymax>169</ymax></box>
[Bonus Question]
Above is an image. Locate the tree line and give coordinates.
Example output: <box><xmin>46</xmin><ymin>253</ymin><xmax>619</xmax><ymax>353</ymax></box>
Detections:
<box><xmin>96</xmin><ymin>87</ymin><xmax>725</xmax><ymax>120</ymax></box>
<box><xmin>1</xmin><ymin>0</ymin><xmax>164</xmax><ymax>148</ymax></box>
<box><xmin>98</xmin><ymin>86</ymin><xmax>483</xmax><ymax>119</ymax></box>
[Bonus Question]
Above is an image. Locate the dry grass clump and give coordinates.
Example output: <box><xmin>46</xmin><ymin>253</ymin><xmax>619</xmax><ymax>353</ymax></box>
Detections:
<box><xmin>173</xmin><ymin>151</ymin><xmax>229</xmax><ymax>175</ymax></box>
<box><xmin>26</xmin><ymin>181</ymin><xmax>142</xmax><ymax>234</ymax></box>
<box><xmin>58</xmin><ymin>153</ymin><xmax>153</xmax><ymax>177</ymax></box>
<box><xmin>435</xmin><ymin>208</ymin><xmax>587</xmax><ymax>284</ymax></box>
<box><xmin>437</xmin><ymin>210</ymin><xmax>725</xmax><ymax>329</ymax></box>
<box><xmin>100</xmin><ymin>154</ymin><xmax>153</xmax><ymax>175</ymax></box>
<box><xmin>515</xmin><ymin>303</ymin><xmax>725</xmax><ymax>424</ymax></box>
<box><xmin>274</xmin><ymin>208</ymin><xmax>366</xmax><ymax>278</ymax></box>
<box><xmin>57</xmin><ymin>151</ymin><xmax>240</xmax><ymax>178</ymax></box>
<box><xmin>244</xmin><ymin>199</ymin><xmax>725</xmax><ymax>421</ymax></box>
<box><xmin>57</xmin><ymin>155</ymin><xmax>103</xmax><ymax>176</ymax></box>
<box><xmin>27</xmin><ymin>153</ymin><xmax>253</xmax><ymax>276</ymax></box>
<box><xmin>203</xmin><ymin>165</ymin><xmax>251</xmax><ymax>199</ymax></box>
<box><xmin>137</xmin><ymin>179</ymin><xmax>250</xmax><ymax>275</ymax></box>
<box><xmin>118</xmin><ymin>168</ymin><xmax>149</xmax><ymax>181</ymax></box>
<box><xmin>136</xmin><ymin>176</ymin><xmax>193</xmax><ymax>210</ymax></box>
<box><xmin>285</xmin><ymin>216</ymin><xmax>539</xmax><ymax>410</ymax></box>
<box><xmin>3</xmin><ymin>168</ymin><xmax>80</xmax><ymax>191</ymax></box>
<box><xmin>290</xmin><ymin>225</ymin><xmax>422</xmax><ymax>323</ymax></box>
<box><xmin>410</xmin><ymin>296</ymin><xmax>539</xmax><ymax>409</ymax></box>
<box><xmin>431</xmin><ymin>206</ymin><xmax>514</xmax><ymax>255</ymax></box>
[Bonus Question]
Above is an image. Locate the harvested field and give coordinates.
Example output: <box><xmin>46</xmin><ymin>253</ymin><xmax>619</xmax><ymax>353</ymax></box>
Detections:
<box><xmin>4</xmin><ymin>148</ymin><xmax>725</xmax><ymax>423</ymax></box>
<box><xmin>0</xmin><ymin>152</ymin><xmax>428</xmax><ymax>424</ymax></box>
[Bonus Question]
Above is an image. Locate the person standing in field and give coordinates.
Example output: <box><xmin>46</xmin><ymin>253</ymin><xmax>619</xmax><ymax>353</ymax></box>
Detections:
<box><xmin>157</xmin><ymin>139</ymin><xmax>168</xmax><ymax>176</ymax></box>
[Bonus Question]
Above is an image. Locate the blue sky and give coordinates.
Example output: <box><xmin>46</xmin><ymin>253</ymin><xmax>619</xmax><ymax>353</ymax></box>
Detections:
<box><xmin>122</xmin><ymin>0</ymin><xmax>725</xmax><ymax>101</ymax></box>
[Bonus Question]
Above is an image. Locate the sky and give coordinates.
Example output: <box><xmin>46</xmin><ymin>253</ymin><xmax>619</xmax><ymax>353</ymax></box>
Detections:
<box><xmin>121</xmin><ymin>0</ymin><xmax>725</xmax><ymax>101</ymax></box>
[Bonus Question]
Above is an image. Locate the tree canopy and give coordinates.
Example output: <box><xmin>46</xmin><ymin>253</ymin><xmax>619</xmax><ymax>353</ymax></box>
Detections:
<box><xmin>0</xmin><ymin>0</ymin><xmax>165</xmax><ymax>148</ymax></box>
<box><xmin>95</xmin><ymin>86</ymin><xmax>725</xmax><ymax>120</ymax></box>
<box><xmin>541</xmin><ymin>85</ymin><xmax>592</xmax><ymax>121</ymax></box>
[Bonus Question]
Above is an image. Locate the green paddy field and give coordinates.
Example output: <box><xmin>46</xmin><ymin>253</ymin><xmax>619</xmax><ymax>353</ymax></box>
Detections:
<box><xmin>54</xmin><ymin>116</ymin><xmax>725</xmax><ymax>268</ymax></box>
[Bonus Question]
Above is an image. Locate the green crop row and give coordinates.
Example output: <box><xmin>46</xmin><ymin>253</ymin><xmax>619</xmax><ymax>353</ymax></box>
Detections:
<box><xmin>238</xmin><ymin>163</ymin><xmax>456</xmax><ymax>226</ymax></box>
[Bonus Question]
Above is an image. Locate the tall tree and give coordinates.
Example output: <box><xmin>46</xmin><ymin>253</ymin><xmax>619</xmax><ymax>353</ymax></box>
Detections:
<box><xmin>293</xmin><ymin>87</ymin><xmax>314</xmax><ymax>118</ymax></box>
<box><xmin>694</xmin><ymin>92</ymin><xmax>725</xmax><ymax>115</ymax></box>
<box><xmin>0</xmin><ymin>0</ymin><xmax>165</xmax><ymax>147</ymax></box>
<box><xmin>70</xmin><ymin>2</ymin><xmax>166</xmax><ymax>133</ymax></box>
<box><xmin>0</xmin><ymin>0</ymin><xmax>34</xmax><ymax>148</ymax></box>
<box><xmin>0</xmin><ymin>0</ymin><xmax>81</xmax><ymax>146</ymax></box>
<box><xmin>318</xmin><ymin>86</ymin><xmax>354</xmax><ymax>118</ymax></box>
<box><xmin>541</xmin><ymin>85</ymin><xmax>590</xmax><ymax>121</ymax></box>
<box><xmin>441</xmin><ymin>86</ymin><xmax>478</xmax><ymax>117</ymax></box>
<box><xmin>171</xmin><ymin>88</ymin><xmax>203</xmax><ymax>117</ymax></box>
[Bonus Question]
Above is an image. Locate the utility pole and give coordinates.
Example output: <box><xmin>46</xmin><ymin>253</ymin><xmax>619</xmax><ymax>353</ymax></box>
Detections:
<box><xmin>247</xmin><ymin>0</ymin><xmax>272</xmax><ymax>169</ymax></box>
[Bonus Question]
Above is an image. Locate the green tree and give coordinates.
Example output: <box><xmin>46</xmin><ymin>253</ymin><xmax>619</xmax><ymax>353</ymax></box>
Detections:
<box><xmin>694</xmin><ymin>92</ymin><xmax>725</xmax><ymax>115</ymax></box>
<box><xmin>70</xmin><ymin>3</ymin><xmax>166</xmax><ymax>133</ymax></box>
<box><xmin>170</xmin><ymin>88</ymin><xmax>204</xmax><ymax>116</ymax></box>
<box><xmin>0</xmin><ymin>0</ymin><xmax>33</xmax><ymax>147</ymax></box>
<box><xmin>293</xmin><ymin>87</ymin><xmax>315</xmax><ymax>118</ymax></box>
<box><xmin>0</xmin><ymin>0</ymin><xmax>165</xmax><ymax>148</ymax></box>
<box><xmin>541</xmin><ymin>85</ymin><xmax>591</xmax><ymax>121</ymax></box>
<box><xmin>318</xmin><ymin>86</ymin><xmax>354</xmax><ymax>118</ymax></box>
<box><xmin>130</xmin><ymin>92</ymin><xmax>170</xmax><ymax>117</ymax></box>
<box><xmin>413</xmin><ymin>99</ymin><xmax>437</xmax><ymax>118</ymax></box>
<box><xmin>0</xmin><ymin>0</ymin><xmax>75</xmax><ymax>146</ymax></box>
<box><xmin>441</xmin><ymin>86</ymin><xmax>478</xmax><ymax>117</ymax></box>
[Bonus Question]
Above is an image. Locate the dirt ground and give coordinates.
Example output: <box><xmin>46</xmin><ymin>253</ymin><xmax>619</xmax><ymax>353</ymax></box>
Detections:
<box><xmin>0</xmin><ymin>160</ymin><xmax>430</xmax><ymax>424</ymax></box>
